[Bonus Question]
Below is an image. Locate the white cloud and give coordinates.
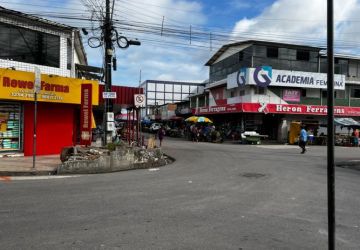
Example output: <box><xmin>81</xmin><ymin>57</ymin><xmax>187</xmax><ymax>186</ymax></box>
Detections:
<box><xmin>231</xmin><ymin>0</ymin><xmax>360</xmax><ymax>53</ymax></box>
<box><xmin>1</xmin><ymin>0</ymin><xmax>210</xmax><ymax>86</ymax></box>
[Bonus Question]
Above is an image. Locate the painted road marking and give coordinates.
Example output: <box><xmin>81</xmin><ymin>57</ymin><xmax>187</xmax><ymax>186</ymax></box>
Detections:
<box><xmin>255</xmin><ymin>145</ymin><xmax>299</xmax><ymax>149</ymax></box>
<box><xmin>0</xmin><ymin>175</ymin><xmax>80</xmax><ymax>182</ymax></box>
<box><xmin>0</xmin><ymin>176</ymin><xmax>11</xmax><ymax>182</ymax></box>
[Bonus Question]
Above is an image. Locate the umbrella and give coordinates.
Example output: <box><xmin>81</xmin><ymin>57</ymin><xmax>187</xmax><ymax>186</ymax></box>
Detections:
<box><xmin>185</xmin><ymin>116</ymin><xmax>212</xmax><ymax>123</ymax></box>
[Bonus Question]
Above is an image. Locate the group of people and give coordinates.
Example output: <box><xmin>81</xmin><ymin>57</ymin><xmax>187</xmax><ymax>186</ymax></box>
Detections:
<box><xmin>189</xmin><ymin>124</ymin><xmax>223</xmax><ymax>143</ymax></box>
<box><xmin>298</xmin><ymin>126</ymin><xmax>360</xmax><ymax>154</ymax></box>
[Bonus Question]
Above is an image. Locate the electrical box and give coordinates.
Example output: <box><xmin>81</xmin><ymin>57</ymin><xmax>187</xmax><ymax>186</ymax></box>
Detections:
<box><xmin>107</xmin><ymin>121</ymin><xmax>115</xmax><ymax>131</ymax></box>
<box><xmin>107</xmin><ymin>112</ymin><xmax>114</xmax><ymax>122</ymax></box>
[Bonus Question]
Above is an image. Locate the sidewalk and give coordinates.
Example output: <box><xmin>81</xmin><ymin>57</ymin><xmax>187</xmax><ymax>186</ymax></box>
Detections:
<box><xmin>0</xmin><ymin>155</ymin><xmax>60</xmax><ymax>176</ymax></box>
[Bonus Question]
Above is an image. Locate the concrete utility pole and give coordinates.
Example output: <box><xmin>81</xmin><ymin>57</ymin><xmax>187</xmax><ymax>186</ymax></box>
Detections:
<box><xmin>103</xmin><ymin>0</ymin><xmax>113</xmax><ymax>146</ymax></box>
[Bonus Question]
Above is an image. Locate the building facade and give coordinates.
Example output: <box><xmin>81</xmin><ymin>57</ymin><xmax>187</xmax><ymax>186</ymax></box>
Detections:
<box><xmin>140</xmin><ymin>80</ymin><xmax>205</xmax><ymax>118</ymax></box>
<box><xmin>0</xmin><ymin>7</ymin><xmax>99</xmax><ymax>156</ymax></box>
<box><xmin>191</xmin><ymin>40</ymin><xmax>360</xmax><ymax>142</ymax></box>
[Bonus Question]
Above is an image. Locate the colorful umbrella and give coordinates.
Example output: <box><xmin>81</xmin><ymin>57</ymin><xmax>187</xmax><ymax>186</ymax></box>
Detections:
<box><xmin>185</xmin><ymin>116</ymin><xmax>212</xmax><ymax>123</ymax></box>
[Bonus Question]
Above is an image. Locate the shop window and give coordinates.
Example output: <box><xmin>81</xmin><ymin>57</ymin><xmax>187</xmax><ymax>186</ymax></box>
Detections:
<box><xmin>267</xmin><ymin>47</ymin><xmax>278</xmax><ymax>58</ymax></box>
<box><xmin>296</xmin><ymin>50</ymin><xmax>310</xmax><ymax>61</ymax></box>
<box><xmin>351</xmin><ymin>88</ymin><xmax>360</xmax><ymax>98</ymax></box>
<box><xmin>0</xmin><ymin>103</ymin><xmax>22</xmax><ymax>152</ymax></box>
<box><xmin>0</xmin><ymin>22</ymin><xmax>60</xmax><ymax>67</ymax></box>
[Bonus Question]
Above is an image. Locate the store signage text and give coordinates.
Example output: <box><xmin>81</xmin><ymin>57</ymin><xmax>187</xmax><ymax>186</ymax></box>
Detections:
<box><xmin>195</xmin><ymin>103</ymin><xmax>359</xmax><ymax>116</ymax></box>
<box><xmin>283</xmin><ymin>89</ymin><xmax>300</xmax><ymax>102</ymax></box>
<box><xmin>275</xmin><ymin>105</ymin><xmax>345</xmax><ymax>115</ymax></box>
<box><xmin>275</xmin><ymin>74</ymin><xmax>343</xmax><ymax>88</ymax></box>
<box><xmin>0</xmin><ymin>68</ymin><xmax>99</xmax><ymax>105</ymax></box>
<box><xmin>80</xmin><ymin>84</ymin><xmax>92</xmax><ymax>146</ymax></box>
<box><xmin>3</xmin><ymin>77</ymin><xmax>70</xmax><ymax>93</ymax></box>
<box><xmin>227</xmin><ymin>68</ymin><xmax>345</xmax><ymax>90</ymax></box>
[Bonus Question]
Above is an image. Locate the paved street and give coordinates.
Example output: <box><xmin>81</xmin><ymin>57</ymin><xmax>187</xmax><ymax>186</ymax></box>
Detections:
<box><xmin>1</xmin><ymin>138</ymin><xmax>360</xmax><ymax>249</ymax></box>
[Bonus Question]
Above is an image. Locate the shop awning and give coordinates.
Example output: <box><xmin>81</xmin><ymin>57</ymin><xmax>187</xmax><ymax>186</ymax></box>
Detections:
<box><xmin>334</xmin><ymin>118</ymin><xmax>360</xmax><ymax>127</ymax></box>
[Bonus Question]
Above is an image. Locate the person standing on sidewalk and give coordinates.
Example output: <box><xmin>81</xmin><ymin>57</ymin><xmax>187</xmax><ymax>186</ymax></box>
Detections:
<box><xmin>299</xmin><ymin>126</ymin><xmax>308</xmax><ymax>154</ymax></box>
<box><xmin>157</xmin><ymin>126</ymin><xmax>165</xmax><ymax>147</ymax></box>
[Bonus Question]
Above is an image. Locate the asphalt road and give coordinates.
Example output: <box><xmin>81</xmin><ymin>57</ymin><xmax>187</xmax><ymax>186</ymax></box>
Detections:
<box><xmin>1</xmin><ymin>138</ymin><xmax>360</xmax><ymax>249</ymax></box>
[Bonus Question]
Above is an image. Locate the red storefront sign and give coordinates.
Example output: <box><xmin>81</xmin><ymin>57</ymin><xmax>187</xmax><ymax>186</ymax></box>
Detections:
<box><xmin>80</xmin><ymin>84</ymin><xmax>92</xmax><ymax>145</ymax></box>
<box><xmin>194</xmin><ymin>103</ymin><xmax>360</xmax><ymax>116</ymax></box>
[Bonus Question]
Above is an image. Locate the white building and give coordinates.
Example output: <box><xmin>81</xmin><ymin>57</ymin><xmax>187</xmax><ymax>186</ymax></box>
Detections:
<box><xmin>0</xmin><ymin>6</ymin><xmax>88</xmax><ymax>77</ymax></box>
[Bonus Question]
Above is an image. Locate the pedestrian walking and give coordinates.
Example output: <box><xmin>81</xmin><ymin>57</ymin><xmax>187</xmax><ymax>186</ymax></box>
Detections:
<box><xmin>353</xmin><ymin>128</ymin><xmax>359</xmax><ymax>147</ymax></box>
<box><xmin>299</xmin><ymin>125</ymin><xmax>308</xmax><ymax>154</ymax></box>
<box><xmin>157</xmin><ymin>126</ymin><xmax>165</xmax><ymax>147</ymax></box>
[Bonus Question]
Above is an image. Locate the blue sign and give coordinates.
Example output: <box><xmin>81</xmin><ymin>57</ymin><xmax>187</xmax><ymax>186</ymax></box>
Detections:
<box><xmin>236</xmin><ymin>67</ymin><xmax>247</xmax><ymax>86</ymax></box>
<box><xmin>253</xmin><ymin>66</ymin><xmax>272</xmax><ymax>87</ymax></box>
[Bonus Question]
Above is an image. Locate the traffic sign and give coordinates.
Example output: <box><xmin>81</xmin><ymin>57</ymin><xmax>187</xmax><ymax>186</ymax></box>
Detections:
<box><xmin>102</xmin><ymin>92</ymin><xmax>117</xmax><ymax>99</ymax></box>
<box><xmin>134</xmin><ymin>94</ymin><xmax>145</xmax><ymax>107</ymax></box>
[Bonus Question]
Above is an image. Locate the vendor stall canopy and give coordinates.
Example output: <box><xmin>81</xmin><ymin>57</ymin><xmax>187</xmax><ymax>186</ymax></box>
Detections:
<box><xmin>334</xmin><ymin>118</ymin><xmax>360</xmax><ymax>127</ymax></box>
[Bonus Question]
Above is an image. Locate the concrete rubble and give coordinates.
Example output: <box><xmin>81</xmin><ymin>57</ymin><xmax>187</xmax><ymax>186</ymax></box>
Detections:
<box><xmin>57</xmin><ymin>141</ymin><xmax>173</xmax><ymax>174</ymax></box>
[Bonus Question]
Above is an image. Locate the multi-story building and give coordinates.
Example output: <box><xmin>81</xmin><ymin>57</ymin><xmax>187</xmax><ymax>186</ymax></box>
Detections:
<box><xmin>0</xmin><ymin>7</ymin><xmax>99</xmax><ymax>156</ymax></box>
<box><xmin>0</xmin><ymin>6</ymin><xmax>89</xmax><ymax>77</ymax></box>
<box><xmin>140</xmin><ymin>80</ymin><xmax>205</xmax><ymax>119</ymax></box>
<box><xmin>191</xmin><ymin>40</ymin><xmax>360</xmax><ymax>142</ymax></box>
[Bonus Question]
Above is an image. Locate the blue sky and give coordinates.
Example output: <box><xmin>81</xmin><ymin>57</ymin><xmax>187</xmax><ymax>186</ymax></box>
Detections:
<box><xmin>1</xmin><ymin>0</ymin><xmax>360</xmax><ymax>86</ymax></box>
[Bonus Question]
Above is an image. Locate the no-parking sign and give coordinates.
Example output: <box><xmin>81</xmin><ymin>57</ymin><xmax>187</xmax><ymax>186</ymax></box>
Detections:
<box><xmin>134</xmin><ymin>94</ymin><xmax>145</xmax><ymax>107</ymax></box>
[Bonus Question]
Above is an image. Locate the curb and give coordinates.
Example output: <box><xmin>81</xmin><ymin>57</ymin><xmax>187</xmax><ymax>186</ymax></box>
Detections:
<box><xmin>0</xmin><ymin>170</ymin><xmax>57</xmax><ymax>176</ymax></box>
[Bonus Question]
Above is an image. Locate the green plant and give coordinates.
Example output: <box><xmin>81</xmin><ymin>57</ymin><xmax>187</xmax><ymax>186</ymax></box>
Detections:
<box><xmin>106</xmin><ymin>142</ymin><xmax>116</xmax><ymax>151</ymax></box>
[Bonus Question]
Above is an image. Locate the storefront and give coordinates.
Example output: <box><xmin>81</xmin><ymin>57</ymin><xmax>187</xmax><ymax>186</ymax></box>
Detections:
<box><xmin>0</xmin><ymin>68</ymin><xmax>99</xmax><ymax>156</ymax></box>
<box><xmin>194</xmin><ymin>102</ymin><xmax>360</xmax><ymax>142</ymax></box>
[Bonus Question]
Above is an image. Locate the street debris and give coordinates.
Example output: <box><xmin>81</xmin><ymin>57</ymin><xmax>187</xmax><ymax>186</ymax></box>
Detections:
<box><xmin>58</xmin><ymin>140</ymin><xmax>174</xmax><ymax>174</ymax></box>
<box><xmin>60</xmin><ymin>146</ymin><xmax>109</xmax><ymax>163</ymax></box>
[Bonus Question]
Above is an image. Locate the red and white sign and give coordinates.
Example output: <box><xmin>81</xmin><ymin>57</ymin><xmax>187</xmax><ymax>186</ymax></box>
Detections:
<box><xmin>80</xmin><ymin>84</ymin><xmax>92</xmax><ymax>146</ymax></box>
<box><xmin>134</xmin><ymin>94</ymin><xmax>145</xmax><ymax>107</ymax></box>
<box><xmin>194</xmin><ymin>103</ymin><xmax>360</xmax><ymax>117</ymax></box>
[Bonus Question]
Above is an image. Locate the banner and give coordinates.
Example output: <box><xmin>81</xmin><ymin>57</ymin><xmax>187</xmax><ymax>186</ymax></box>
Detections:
<box><xmin>194</xmin><ymin>103</ymin><xmax>360</xmax><ymax>116</ymax></box>
<box><xmin>0</xmin><ymin>68</ymin><xmax>99</xmax><ymax>105</ymax></box>
<box><xmin>283</xmin><ymin>89</ymin><xmax>300</xmax><ymax>102</ymax></box>
<box><xmin>80</xmin><ymin>84</ymin><xmax>93</xmax><ymax>146</ymax></box>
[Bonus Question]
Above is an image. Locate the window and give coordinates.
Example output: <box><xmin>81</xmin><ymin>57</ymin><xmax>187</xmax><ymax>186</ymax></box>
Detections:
<box><xmin>0</xmin><ymin>22</ymin><xmax>60</xmax><ymax>67</ymax></box>
<box><xmin>296</xmin><ymin>50</ymin><xmax>310</xmax><ymax>61</ymax></box>
<box><xmin>67</xmin><ymin>38</ymin><xmax>72</xmax><ymax>70</ymax></box>
<box><xmin>301</xmin><ymin>89</ymin><xmax>307</xmax><ymax>97</ymax></box>
<box><xmin>335</xmin><ymin>90</ymin><xmax>345</xmax><ymax>99</ymax></box>
<box><xmin>267</xmin><ymin>47</ymin><xmax>278</xmax><ymax>58</ymax></box>
<box><xmin>239</xmin><ymin>90</ymin><xmax>245</xmax><ymax>96</ymax></box>
<box><xmin>322</xmin><ymin>90</ymin><xmax>327</xmax><ymax>98</ymax></box>
<box><xmin>230</xmin><ymin>90</ymin><xmax>236</xmax><ymax>98</ymax></box>
<box><xmin>351</xmin><ymin>88</ymin><xmax>360</xmax><ymax>98</ymax></box>
<box><xmin>305</xmin><ymin>89</ymin><xmax>320</xmax><ymax>98</ymax></box>
<box><xmin>255</xmin><ymin>87</ymin><xmax>265</xmax><ymax>95</ymax></box>
<box><xmin>239</xmin><ymin>51</ymin><xmax>244</xmax><ymax>61</ymax></box>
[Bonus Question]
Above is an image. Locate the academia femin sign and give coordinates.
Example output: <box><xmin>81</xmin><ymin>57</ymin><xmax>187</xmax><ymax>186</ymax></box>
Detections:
<box><xmin>227</xmin><ymin>67</ymin><xmax>346</xmax><ymax>90</ymax></box>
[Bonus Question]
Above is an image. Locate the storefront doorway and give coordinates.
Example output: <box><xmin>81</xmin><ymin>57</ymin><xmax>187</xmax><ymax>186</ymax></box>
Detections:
<box><xmin>262</xmin><ymin>114</ymin><xmax>282</xmax><ymax>140</ymax></box>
